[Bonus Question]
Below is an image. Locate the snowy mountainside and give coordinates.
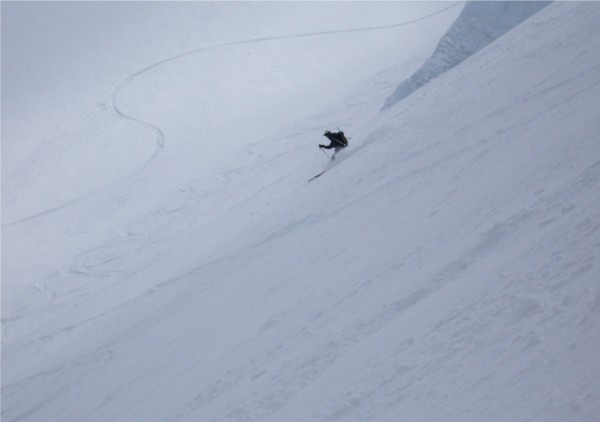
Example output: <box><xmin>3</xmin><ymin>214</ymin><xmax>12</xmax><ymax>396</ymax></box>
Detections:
<box><xmin>382</xmin><ymin>0</ymin><xmax>551</xmax><ymax>108</ymax></box>
<box><xmin>2</xmin><ymin>1</ymin><xmax>459</xmax><ymax>341</ymax></box>
<box><xmin>3</xmin><ymin>2</ymin><xmax>600</xmax><ymax>422</ymax></box>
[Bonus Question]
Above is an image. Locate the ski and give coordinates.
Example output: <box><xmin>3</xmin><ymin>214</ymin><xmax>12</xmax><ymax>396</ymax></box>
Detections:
<box><xmin>308</xmin><ymin>170</ymin><xmax>326</xmax><ymax>182</ymax></box>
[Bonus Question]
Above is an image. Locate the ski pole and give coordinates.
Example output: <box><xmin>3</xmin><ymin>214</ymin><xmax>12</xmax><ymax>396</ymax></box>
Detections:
<box><xmin>319</xmin><ymin>147</ymin><xmax>331</xmax><ymax>160</ymax></box>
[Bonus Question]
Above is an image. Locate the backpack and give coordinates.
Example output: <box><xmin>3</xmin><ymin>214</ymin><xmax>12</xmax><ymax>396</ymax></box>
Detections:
<box><xmin>324</xmin><ymin>130</ymin><xmax>348</xmax><ymax>147</ymax></box>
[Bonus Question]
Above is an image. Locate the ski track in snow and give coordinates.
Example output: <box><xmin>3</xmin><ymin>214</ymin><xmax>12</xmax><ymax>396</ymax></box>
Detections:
<box><xmin>3</xmin><ymin>3</ymin><xmax>459</xmax><ymax>228</ymax></box>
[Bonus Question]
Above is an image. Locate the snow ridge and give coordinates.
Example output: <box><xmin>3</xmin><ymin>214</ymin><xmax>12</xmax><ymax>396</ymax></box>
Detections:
<box><xmin>382</xmin><ymin>1</ymin><xmax>551</xmax><ymax>109</ymax></box>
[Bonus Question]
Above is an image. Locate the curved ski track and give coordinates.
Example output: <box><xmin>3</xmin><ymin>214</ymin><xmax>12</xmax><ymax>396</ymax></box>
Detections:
<box><xmin>4</xmin><ymin>3</ymin><xmax>460</xmax><ymax>227</ymax></box>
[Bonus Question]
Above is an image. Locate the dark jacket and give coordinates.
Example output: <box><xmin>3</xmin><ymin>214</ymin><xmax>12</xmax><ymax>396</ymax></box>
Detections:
<box><xmin>320</xmin><ymin>131</ymin><xmax>348</xmax><ymax>150</ymax></box>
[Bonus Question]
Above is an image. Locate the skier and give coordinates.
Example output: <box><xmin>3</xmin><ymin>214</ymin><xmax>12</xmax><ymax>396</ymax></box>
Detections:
<box><xmin>319</xmin><ymin>130</ymin><xmax>348</xmax><ymax>159</ymax></box>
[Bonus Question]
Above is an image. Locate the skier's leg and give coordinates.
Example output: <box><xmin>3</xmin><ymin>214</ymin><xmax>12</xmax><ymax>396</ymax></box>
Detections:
<box><xmin>331</xmin><ymin>146</ymin><xmax>341</xmax><ymax>160</ymax></box>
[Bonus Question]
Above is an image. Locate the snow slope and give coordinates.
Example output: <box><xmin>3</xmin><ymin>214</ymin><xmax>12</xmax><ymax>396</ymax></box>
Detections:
<box><xmin>3</xmin><ymin>1</ymin><xmax>600</xmax><ymax>421</ymax></box>
<box><xmin>2</xmin><ymin>1</ymin><xmax>460</xmax><ymax>340</ymax></box>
